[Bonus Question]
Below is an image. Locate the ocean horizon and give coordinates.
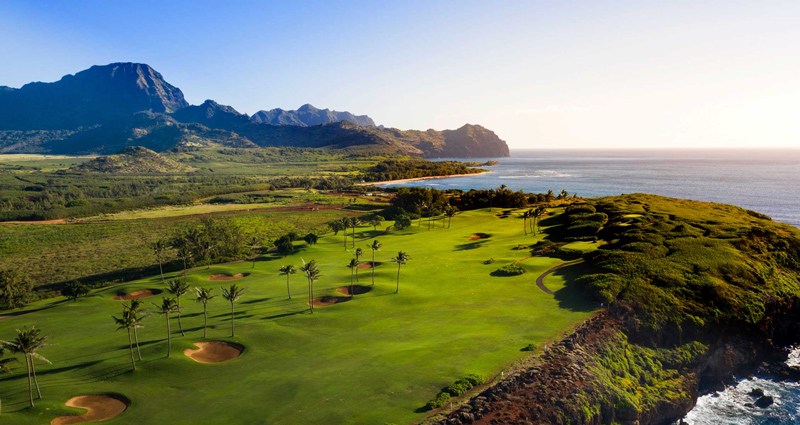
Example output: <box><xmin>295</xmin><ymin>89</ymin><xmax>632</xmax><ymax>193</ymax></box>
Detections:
<box><xmin>377</xmin><ymin>148</ymin><xmax>800</xmax><ymax>229</ymax></box>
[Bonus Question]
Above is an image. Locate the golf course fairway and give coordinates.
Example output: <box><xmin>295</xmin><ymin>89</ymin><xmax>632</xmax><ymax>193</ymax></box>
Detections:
<box><xmin>0</xmin><ymin>208</ymin><xmax>598</xmax><ymax>424</ymax></box>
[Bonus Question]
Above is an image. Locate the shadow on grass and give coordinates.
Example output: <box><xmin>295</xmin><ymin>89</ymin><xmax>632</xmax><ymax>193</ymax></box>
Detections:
<box><xmin>552</xmin><ymin>265</ymin><xmax>597</xmax><ymax>313</ymax></box>
<box><xmin>454</xmin><ymin>240</ymin><xmax>488</xmax><ymax>251</ymax></box>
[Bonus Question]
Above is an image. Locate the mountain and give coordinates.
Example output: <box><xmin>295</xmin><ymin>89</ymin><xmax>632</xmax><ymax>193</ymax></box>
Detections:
<box><xmin>0</xmin><ymin>63</ymin><xmax>188</xmax><ymax>130</ymax></box>
<box><xmin>74</xmin><ymin>146</ymin><xmax>196</xmax><ymax>173</ymax></box>
<box><xmin>251</xmin><ymin>104</ymin><xmax>376</xmax><ymax>127</ymax></box>
<box><xmin>0</xmin><ymin>63</ymin><xmax>510</xmax><ymax>157</ymax></box>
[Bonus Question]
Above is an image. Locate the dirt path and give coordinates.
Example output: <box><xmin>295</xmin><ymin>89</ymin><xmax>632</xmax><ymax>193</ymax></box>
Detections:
<box><xmin>535</xmin><ymin>259</ymin><xmax>585</xmax><ymax>295</ymax></box>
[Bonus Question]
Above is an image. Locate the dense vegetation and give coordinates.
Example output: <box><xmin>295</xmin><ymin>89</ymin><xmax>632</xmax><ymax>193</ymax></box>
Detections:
<box><xmin>362</xmin><ymin>159</ymin><xmax>488</xmax><ymax>182</ymax></box>
<box><xmin>568</xmin><ymin>194</ymin><xmax>800</xmax><ymax>342</ymax></box>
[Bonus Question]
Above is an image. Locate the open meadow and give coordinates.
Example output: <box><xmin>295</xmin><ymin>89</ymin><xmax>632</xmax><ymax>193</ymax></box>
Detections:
<box><xmin>0</xmin><ymin>208</ymin><xmax>598</xmax><ymax>424</ymax></box>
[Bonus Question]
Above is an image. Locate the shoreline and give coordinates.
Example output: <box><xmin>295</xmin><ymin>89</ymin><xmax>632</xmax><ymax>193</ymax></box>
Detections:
<box><xmin>356</xmin><ymin>170</ymin><xmax>494</xmax><ymax>187</ymax></box>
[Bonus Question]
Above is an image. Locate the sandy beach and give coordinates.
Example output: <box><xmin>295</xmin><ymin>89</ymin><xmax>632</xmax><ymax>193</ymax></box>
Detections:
<box><xmin>356</xmin><ymin>170</ymin><xmax>494</xmax><ymax>186</ymax></box>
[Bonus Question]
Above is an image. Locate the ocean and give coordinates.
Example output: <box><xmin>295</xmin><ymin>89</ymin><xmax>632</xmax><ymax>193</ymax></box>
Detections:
<box><xmin>378</xmin><ymin>148</ymin><xmax>800</xmax><ymax>423</ymax></box>
<box><xmin>377</xmin><ymin>149</ymin><xmax>800</xmax><ymax>229</ymax></box>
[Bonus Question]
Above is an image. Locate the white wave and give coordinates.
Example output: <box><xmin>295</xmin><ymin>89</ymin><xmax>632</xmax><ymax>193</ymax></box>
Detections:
<box><xmin>680</xmin><ymin>376</ymin><xmax>800</xmax><ymax>424</ymax></box>
<box><xmin>498</xmin><ymin>170</ymin><xmax>573</xmax><ymax>179</ymax></box>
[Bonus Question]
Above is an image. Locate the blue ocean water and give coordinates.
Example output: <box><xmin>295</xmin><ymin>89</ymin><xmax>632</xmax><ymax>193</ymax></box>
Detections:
<box><xmin>380</xmin><ymin>148</ymin><xmax>800</xmax><ymax>423</ymax></box>
<box><xmin>378</xmin><ymin>149</ymin><xmax>800</xmax><ymax>228</ymax></box>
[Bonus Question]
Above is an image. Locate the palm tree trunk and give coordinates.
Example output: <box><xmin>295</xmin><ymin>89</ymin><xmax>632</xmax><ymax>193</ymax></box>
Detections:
<box><xmin>350</xmin><ymin>268</ymin><xmax>354</xmax><ymax>296</ymax></box>
<box><xmin>523</xmin><ymin>217</ymin><xmax>527</xmax><ymax>235</ymax></box>
<box><xmin>30</xmin><ymin>356</ymin><xmax>41</xmax><ymax>399</ymax></box>
<box><xmin>25</xmin><ymin>355</ymin><xmax>33</xmax><ymax>407</ymax></box>
<box><xmin>134</xmin><ymin>327</ymin><xmax>142</xmax><ymax>361</ymax></box>
<box><xmin>371</xmin><ymin>251</ymin><xmax>376</xmax><ymax>286</ymax></box>
<box><xmin>166</xmin><ymin>315</ymin><xmax>172</xmax><ymax>357</ymax></box>
<box><xmin>158</xmin><ymin>257</ymin><xmax>165</xmax><ymax>284</ymax></box>
<box><xmin>355</xmin><ymin>263</ymin><xmax>359</xmax><ymax>282</ymax></box>
<box><xmin>286</xmin><ymin>276</ymin><xmax>292</xmax><ymax>299</ymax></box>
<box><xmin>396</xmin><ymin>264</ymin><xmax>401</xmax><ymax>293</ymax></box>
<box><xmin>127</xmin><ymin>329</ymin><xmax>136</xmax><ymax>370</ymax></box>
<box><xmin>203</xmin><ymin>305</ymin><xmax>208</xmax><ymax>338</ymax></box>
<box><xmin>308</xmin><ymin>278</ymin><xmax>314</xmax><ymax>313</ymax></box>
<box><xmin>352</xmin><ymin>226</ymin><xmax>355</xmax><ymax>248</ymax></box>
<box><xmin>182</xmin><ymin>256</ymin><xmax>188</xmax><ymax>285</ymax></box>
<box><xmin>177</xmin><ymin>295</ymin><xmax>185</xmax><ymax>336</ymax></box>
<box><xmin>230</xmin><ymin>302</ymin><xmax>235</xmax><ymax>337</ymax></box>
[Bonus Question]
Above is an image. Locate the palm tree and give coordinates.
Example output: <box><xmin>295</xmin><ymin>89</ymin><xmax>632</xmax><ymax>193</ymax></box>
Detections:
<box><xmin>151</xmin><ymin>240</ymin><xmax>168</xmax><ymax>284</ymax></box>
<box><xmin>123</xmin><ymin>299</ymin><xmax>147</xmax><ymax>361</ymax></box>
<box><xmin>347</xmin><ymin>258</ymin><xmax>359</xmax><ymax>296</ymax></box>
<box><xmin>354</xmin><ymin>248</ymin><xmax>363</xmax><ymax>282</ymax></box>
<box><xmin>194</xmin><ymin>287</ymin><xmax>215</xmax><ymax>338</ymax></box>
<box><xmin>112</xmin><ymin>308</ymin><xmax>141</xmax><ymax>370</ymax></box>
<box><xmin>367</xmin><ymin>240</ymin><xmax>382</xmax><ymax>286</ymax></box>
<box><xmin>445</xmin><ymin>207</ymin><xmax>458</xmax><ymax>228</ymax></box>
<box><xmin>339</xmin><ymin>217</ymin><xmax>350</xmax><ymax>249</ymax></box>
<box><xmin>1</xmin><ymin>327</ymin><xmax>53</xmax><ymax>407</ymax></box>
<box><xmin>167</xmin><ymin>279</ymin><xmax>190</xmax><ymax>336</ymax></box>
<box><xmin>300</xmin><ymin>259</ymin><xmax>321</xmax><ymax>313</ymax></box>
<box><xmin>0</xmin><ymin>349</ymin><xmax>19</xmax><ymax>415</ymax></box>
<box><xmin>171</xmin><ymin>236</ymin><xmax>192</xmax><ymax>285</ymax></box>
<box><xmin>522</xmin><ymin>210</ymin><xmax>529</xmax><ymax>235</ymax></box>
<box><xmin>152</xmin><ymin>297</ymin><xmax>179</xmax><ymax>357</ymax></box>
<box><xmin>390</xmin><ymin>251</ymin><xmax>411</xmax><ymax>294</ymax></box>
<box><xmin>369</xmin><ymin>217</ymin><xmax>382</xmax><ymax>231</ymax></box>
<box><xmin>537</xmin><ymin>206</ymin><xmax>547</xmax><ymax>233</ymax></box>
<box><xmin>279</xmin><ymin>265</ymin><xmax>297</xmax><ymax>299</ymax></box>
<box><xmin>350</xmin><ymin>217</ymin><xmax>361</xmax><ymax>248</ymax></box>
<box><xmin>415</xmin><ymin>201</ymin><xmax>425</xmax><ymax>227</ymax></box>
<box><xmin>248</xmin><ymin>236</ymin><xmax>260</xmax><ymax>268</ymax></box>
<box><xmin>222</xmin><ymin>284</ymin><xmax>244</xmax><ymax>337</ymax></box>
<box><xmin>527</xmin><ymin>208</ymin><xmax>535</xmax><ymax>235</ymax></box>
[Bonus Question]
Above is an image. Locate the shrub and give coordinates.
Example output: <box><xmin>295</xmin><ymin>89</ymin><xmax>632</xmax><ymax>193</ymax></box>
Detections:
<box><xmin>522</xmin><ymin>343</ymin><xmax>537</xmax><ymax>352</ymax></box>
<box><xmin>445</xmin><ymin>381</ymin><xmax>471</xmax><ymax>396</ymax></box>
<box><xmin>493</xmin><ymin>264</ymin><xmax>525</xmax><ymax>276</ymax></box>
<box><xmin>424</xmin><ymin>392</ymin><xmax>450</xmax><ymax>410</ymax></box>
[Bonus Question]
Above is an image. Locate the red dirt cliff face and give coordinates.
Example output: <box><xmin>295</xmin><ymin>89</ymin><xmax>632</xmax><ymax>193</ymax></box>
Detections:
<box><xmin>434</xmin><ymin>298</ymin><xmax>800</xmax><ymax>425</ymax></box>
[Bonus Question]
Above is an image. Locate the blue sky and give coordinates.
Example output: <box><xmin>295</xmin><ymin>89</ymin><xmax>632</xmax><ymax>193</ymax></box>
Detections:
<box><xmin>2</xmin><ymin>1</ymin><xmax>799</xmax><ymax>148</ymax></box>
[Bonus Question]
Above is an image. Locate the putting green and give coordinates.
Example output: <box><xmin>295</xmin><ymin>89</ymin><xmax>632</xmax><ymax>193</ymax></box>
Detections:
<box><xmin>0</xmin><ymin>208</ymin><xmax>597</xmax><ymax>424</ymax></box>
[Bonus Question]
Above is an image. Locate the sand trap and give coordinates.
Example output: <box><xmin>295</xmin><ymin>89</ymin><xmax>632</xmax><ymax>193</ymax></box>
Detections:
<box><xmin>337</xmin><ymin>285</ymin><xmax>373</xmax><ymax>296</ymax></box>
<box><xmin>469</xmin><ymin>233</ymin><xmax>491</xmax><ymax>241</ymax></box>
<box><xmin>357</xmin><ymin>261</ymin><xmax>380</xmax><ymax>269</ymax></box>
<box><xmin>208</xmin><ymin>272</ymin><xmax>250</xmax><ymax>281</ymax></box>
<box><xmin>111</xmin><ymin>289</ymin><xmax>161</xmax><ymax>300</ymax></box>
<box><xmin>308</xmin><ymin>296</ymin><xmax>350</xmax><ymax>307</ymax></box>
<box><xmin>184</xmin><ymin>341</ymin><xmax>244</xmax><ymax>363</ymax></box>
<box><xmin>51</xmin><ymin>394</ymin><xmax>128</xmax><ymax>425</ymax></box>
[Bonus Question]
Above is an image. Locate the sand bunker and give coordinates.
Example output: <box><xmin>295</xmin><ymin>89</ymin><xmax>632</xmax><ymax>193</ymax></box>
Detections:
<box><xmin>469</xmin><ymin>233</ymin><xmax>491</xmax><ymax>241</ymax></box>
<box><xmin>208</xmin><ymin>272</ymin><xmax>250</xmax><ymax>281</ymax></box>
<box><xmin>308</xmin><ymin>296</ymin><xmax>350</xmax><ymax>307</ymax></box>
<box><xmin>357</xmin><ymin>261</ymin><xmax>379</xmax><ymax>269</ymax></box>
<box><xmin>337</xmin><ymin>285</ymin><xmax>373</xmax><ymax>296</ymax></box>
<box><xmin>184</xmin><ymin>341</ymin><xmax>244</xmax><ymax>363</ymax></box>
<box><xmin>51</xmin><ymin>394</ymin><xmax>128</xmax><ymax>425</ymax></box>
<box><xmin>111</xmin><ymin>289</ymin><xmax>161</xmax><ymax>300</ymax></box>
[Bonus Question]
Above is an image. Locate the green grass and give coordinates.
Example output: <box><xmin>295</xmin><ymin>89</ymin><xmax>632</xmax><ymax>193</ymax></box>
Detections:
<box><xmin>0</xmin><ymin>208</ymin><xmax>597</xmax><ymax>424</ymax></box>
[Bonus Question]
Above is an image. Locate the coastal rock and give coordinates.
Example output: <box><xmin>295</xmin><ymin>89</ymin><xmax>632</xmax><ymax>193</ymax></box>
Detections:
<box><xmin>754</xmin><ymin>395</ymin><xmax>774</xmax><ymax>408</ymax></box>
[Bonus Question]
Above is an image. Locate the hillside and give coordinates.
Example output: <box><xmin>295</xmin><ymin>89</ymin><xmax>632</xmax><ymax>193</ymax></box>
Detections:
<box><xmin>0</xmin><ymin>63</ymin><xmax>510</xmax><ymax>157</ymax></box>
<box><xmin>0</xmin><ymin>63</ymin><xmax>187</xmax><ymax>130</ymax></box>
<box><xmin>74</xmin><ymin>146</ymin><xmax>196</xmax><ymax>173</ymax></box>
<box><xmin>251</xmin><ymin>103</ymin><xmax>375</xmax><ymax>127</ymax></box>
<box><xmin>439</xmin><ymin>194</ymin><xmax>800</xmax><ymax>425</ymax></box>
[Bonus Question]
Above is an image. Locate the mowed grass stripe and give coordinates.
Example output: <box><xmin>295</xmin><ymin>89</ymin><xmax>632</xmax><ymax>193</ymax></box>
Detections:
<box><xmin>0</xmin><ymin>208</ymin><xmax>597</xmax><ymax>425</ymax></box>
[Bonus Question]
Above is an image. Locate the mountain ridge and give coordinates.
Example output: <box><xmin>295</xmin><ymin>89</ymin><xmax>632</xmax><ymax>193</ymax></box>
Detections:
<box><xmin>0</xmin><ymin>62</ymin><xmax>510</xmax><ymax>158</ymax></box>
<box><xmin>251</xmin><ymin>103</ymin><xmax>376</xmax><ymax>127</ymax></box>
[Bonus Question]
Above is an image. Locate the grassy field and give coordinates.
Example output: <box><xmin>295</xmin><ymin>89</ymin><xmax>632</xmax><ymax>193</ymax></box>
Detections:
<box><xmin>0</xmin><ymin>208</ymin><xmax>598</xmax><ymax>424</ymax></box>
<box><xmin>0</xmin><ymin>189</ymin><xmax>387</xmax><ymax>291</ymax></box>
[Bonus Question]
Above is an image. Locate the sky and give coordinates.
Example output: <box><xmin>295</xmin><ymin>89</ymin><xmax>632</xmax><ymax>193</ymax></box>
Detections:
<box><xmin>1</xmin><ymin>0</ymin><xmax>799</xmax><ymax>149</ymax></box>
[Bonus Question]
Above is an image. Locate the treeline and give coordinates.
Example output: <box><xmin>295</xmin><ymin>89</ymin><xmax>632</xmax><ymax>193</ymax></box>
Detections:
<box><xmin>384</xmin><ymin>186</ymin><xmax>578</xmax><ymax>219</ymax></box>
<box><xmin>360</xmin><ymin>159</ymin><xmax>487</xmax><ymax>182</ymax></box>
<box><xmin>0</xmin><ymin>173</ymin><xmax>357</xmax><ymax>221</ymax></box>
